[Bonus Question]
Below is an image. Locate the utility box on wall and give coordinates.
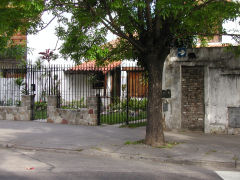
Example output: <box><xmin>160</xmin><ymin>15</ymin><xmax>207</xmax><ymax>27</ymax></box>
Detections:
<box><xmin>228</xmin><ymin>107</ymin><xmax>240</xmax><ymax>128</ymax></box>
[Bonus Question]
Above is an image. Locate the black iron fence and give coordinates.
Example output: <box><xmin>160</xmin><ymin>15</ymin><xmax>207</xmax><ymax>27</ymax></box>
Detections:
<box><xmin>0</xmin><ymin>62</ymin><xmax>148</xmax><ymax>125</ymax></box>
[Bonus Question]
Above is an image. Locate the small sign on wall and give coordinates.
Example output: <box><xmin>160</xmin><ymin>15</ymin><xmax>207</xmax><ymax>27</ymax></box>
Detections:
<box><xmin>177</xmin><ymin>48</ymin><xmax>186</xmax><ymax>58</ymax></box>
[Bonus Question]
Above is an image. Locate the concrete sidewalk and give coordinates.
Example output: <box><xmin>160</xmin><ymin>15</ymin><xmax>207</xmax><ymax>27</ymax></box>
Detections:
<box><xmin>0</xmin><ymin>120</ymin><xmax>239</xmax><ymax>169</ymax></box>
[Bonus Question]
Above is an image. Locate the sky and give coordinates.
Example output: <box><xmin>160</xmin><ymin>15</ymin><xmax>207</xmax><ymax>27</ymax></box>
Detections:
<box><xmin>27</xmin><ymin>12</ymin><xmax>240</xmax><ymax>65</ymax></box>
<box><xmin>27</xmin><ymin>12</ymin><xmax>117</xmax><ymax>65</ymax></box>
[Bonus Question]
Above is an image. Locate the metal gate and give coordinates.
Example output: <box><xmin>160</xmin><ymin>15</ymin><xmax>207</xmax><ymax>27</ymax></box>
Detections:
<box><xmin>99</xmin><ymin>64</ymin><xmax>148</xmax><ymax>126</ymax></box>
<box><xmin>28</xmin><ymin>66</ymin><xmax>61</xmax><ymax>120</ymax></box>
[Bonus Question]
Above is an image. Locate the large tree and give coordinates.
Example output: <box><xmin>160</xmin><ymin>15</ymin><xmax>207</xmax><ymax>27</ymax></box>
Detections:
<box><xmin>1</xmin><ymin>0</ymin><xmax>240</xmax><ymax>146</ymax></box>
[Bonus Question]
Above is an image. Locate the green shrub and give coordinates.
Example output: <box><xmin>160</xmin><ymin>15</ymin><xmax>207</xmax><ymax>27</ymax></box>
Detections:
<box><xmin>16</xmin><ymin>100</ymin><xmax>21</xmax><ymax>106</ymax></box>
<box><xmin>61</xmin><ymin>98</ymin><xmax>87</xmax><ymax>109</ymax></box>
<box><xmin>35</xmin><ymin>101</ymin><xmax>47</xmax><ymax>110</ymax></box>
<box><xmin>109</xmin><ymin>98</ymin><xmax>147</xmax><ymax>111</ymax></box>
<box><xmin>6</xmin><ymin>99</ymin><xmax>13</xmax><ymax>106</ymax></box>
<box><xmin>15</xmin><ymin>77</ymin><xmax>24</xmax><ymax>87</ymax></box>
<box><xmin>100</xmin><ymin>111</ymin><xmax>147</xmax><ymax>125</ymax></box>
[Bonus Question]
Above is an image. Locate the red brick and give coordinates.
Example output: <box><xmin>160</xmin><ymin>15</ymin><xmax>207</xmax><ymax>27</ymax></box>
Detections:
<box><xmin>47</xmin><ymin>118</ymin><xmax>54</xmax><ymax>123</ymax></box>
<box><xmin>61</xmin><ymin>119</ymin><xmax>68</xmax><ymax>124</ymax></box>
<box><xmin>88</xmin><ymin>109</ymin><xmax>93</xmax><ymax>114</ymax></box>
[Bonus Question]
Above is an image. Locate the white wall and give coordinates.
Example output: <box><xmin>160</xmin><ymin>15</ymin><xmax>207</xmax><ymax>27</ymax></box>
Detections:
<box><xmin>205</xmin><ymin>68</ymin><xmax>240</xmax><ymax>134</ymax></box>
<box><xmin>0</xmin><ymin>78</ymin><xmax>21</xmax><ymax>105</ymax></box>
<box><xmin>163</xmin><ymin>47</ymin><xmax>240</xmax><ymax>134</ymax></box>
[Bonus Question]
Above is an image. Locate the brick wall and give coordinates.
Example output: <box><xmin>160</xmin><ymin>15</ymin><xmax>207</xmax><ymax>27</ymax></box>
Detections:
<box><xmin>181</xmin><ymin>66</ymin><xmax>204</xmax><ymax>130</ymax></box>
<box><xmin>11</xmin><ymin>32</ymin><xmax>27</xmax><ymax>45</ymax></box>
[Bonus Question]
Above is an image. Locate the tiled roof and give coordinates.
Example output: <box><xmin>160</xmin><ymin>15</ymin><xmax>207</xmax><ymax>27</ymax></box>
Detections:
<box><xmin>69</xmin><ymin>61</ymin><xmax>121</xmax><ymax>74</ymax></box>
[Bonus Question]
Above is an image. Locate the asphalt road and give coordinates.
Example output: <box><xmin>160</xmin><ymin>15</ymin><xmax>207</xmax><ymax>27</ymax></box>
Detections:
<box><xmin>0</xmin><ymin>121</ymin><xmax>239</xmax><ymax>179</ymax></box>
<box><xmin>0</xmin><ymin>147</ymin><xmax>226</xmax><ymax>180</ymax></box>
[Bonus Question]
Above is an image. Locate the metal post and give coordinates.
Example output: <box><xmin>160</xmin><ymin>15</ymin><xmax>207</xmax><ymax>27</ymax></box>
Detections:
<box><xmin>49</xmin><ymin>67</ymin><xmax>51</xmax><ymax>95</ymax></box>
<box><xmin>31</xmin><ymin>94</ymin><xmax>35</xmax><ymax>120</ymax></box>
<box><xmin>97</xmin><ymin>93</ymin><xmax>101</xmax><ymax>126</ymax></box>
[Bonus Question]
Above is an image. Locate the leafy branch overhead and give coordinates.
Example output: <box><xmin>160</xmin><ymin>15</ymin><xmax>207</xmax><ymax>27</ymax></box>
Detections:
<box><xmin>1</xmin><ymin>0</ymin><xmax>240</xmax><ymax>64</ymax></box>
<box><xmin>47</xmin><ymin>0</ymin><xmax>240</xmax><ymax>66</ymax></box>
<box><xmin>0</xmin><ymin>0</ymin><xmax>45</xmax><ymax>46</ymax></box>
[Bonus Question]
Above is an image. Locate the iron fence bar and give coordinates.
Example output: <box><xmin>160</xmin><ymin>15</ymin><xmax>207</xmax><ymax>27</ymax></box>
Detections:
<box><xmin>126</xmin><ymin>70</ymin><xmax>129</xmax><ymax>125</ymax></box>
<box><xmin>0</xmin><ymin>63</ymin><xmax>148</xmax><ymax>125</ymax></box>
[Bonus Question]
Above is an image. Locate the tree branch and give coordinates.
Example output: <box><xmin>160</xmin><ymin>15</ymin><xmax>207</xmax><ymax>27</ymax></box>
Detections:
<box><xmin>103</xmin><ymin>17</ymin><xmax>146</xmax><ymax>52</ymax></box>
<box><xmin>154</xmin><ymin>0</ymin><xmax>161</xmax><ymax>40</ymax></box>
<box><xmin>37</xmin><ymin>15</ymin><xmax>57</xmax><ymax>32</ymax></box>
<box><xmin>85</xmin><ymin>1</ymin><xmax>146</xmax><ymax>52</ymax></box>
<box><xmin>145</xmin><ymin>0</ymin><xmax>153</xmax><ymax>32</ymax></box>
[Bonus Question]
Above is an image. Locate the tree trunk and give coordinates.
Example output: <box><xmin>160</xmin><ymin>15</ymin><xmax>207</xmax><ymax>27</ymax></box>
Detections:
<box><xmin>145</xmin><ymin>51</ymin><xmax>167</xmax><ymax>147</ymax></box>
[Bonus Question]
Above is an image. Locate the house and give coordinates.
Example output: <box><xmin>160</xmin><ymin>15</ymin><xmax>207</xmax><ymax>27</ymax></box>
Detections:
<box><xmin>163</xmin><ymin>47</ymin><xmax>240</xmax><ymax>134</ymax></box>
<box><xmin>64</xmin><ymin>60</ymin><xmax>121</xmax><ymax>104</ymax></box>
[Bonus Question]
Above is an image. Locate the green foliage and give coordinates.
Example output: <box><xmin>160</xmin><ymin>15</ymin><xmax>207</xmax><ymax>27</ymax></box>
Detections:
<box><xmin>122</xmin><ymin>84</ymin><xmax>127</xmax><ymax>92</ymax></box>
<box><xmin>15</xmin><ymin>77</ymin><xmax>24</xmax><ymax>87</ymax></box>
<box><xmin>35</xmin><ymin>101</ymin><xmax>47</xmax><ymax>111</ymax></box>
<box><xmin>6</xmin><ymin>98</ymin><xmax>13</xmax><ymax>106</ymax></box>
<box><xmin>0</xmin><ymin>44</ymin><xmax>26</xmax><ymax>60</ymax></box>
<box><xmin>225</xmin><ymin>45</ymin><xmax>240</xmax><ymax>58</ymax></box>
<box><xmin>1</xmin><ymin>0</ymin><xmax>240</xmax><ymax>64</ymax></box>
<box><xmin>61</xmin><ymin>98</ymin><xmax>87</xmax><ymax>109</ymax></box>
<box><xmin>34</xmin><ymin>109</ymin><xmax>47</xmax><ymax>119</ymax></box>
<box><xmin>110</xmin><ymin>98</ymin><xmax>147</xmax><ymax>111</ymax></box>
<box><xmin>34</xmin><ymin>58</ymin><xmax>43</xmax><ymax>69</ymax></box>
<box><xmin>34</xmin><ymin>101</ymin><xmax>47</xmax><ymax>119</ymax></box>
<box><xmin>100</xmin><ymin>111</ymin><xmax>147</xmax><ymax>125</ymax></box>
<box><xmin>124</xmin><ymin>139</ymin><xmax>144</xmax><ymax>145</ymax></box>
<box><xmin>16</xmin><ymin>100</ymin><xmax>21</xmax><ymax>107</ymax></box>
<box><xmin>48</xmin><ymin>0</ymin><xmax>240</xmax><ymax>66</ymax></box>
<box><xmin>120</xmin><ymin>121</ymin><xmax>146</xmax><ymax>128</ymax></box>
<box><xmin>0</xmin><ymin>0</ymin><xmax>44</xmax><ymax>51</ymax></box>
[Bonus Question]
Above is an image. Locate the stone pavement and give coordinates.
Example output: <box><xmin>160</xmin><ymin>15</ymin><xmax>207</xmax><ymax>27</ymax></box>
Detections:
<box><xmin>0</xmin><ymin>120</ymin><xmax>239</xmax><ymax>170</ymax></box>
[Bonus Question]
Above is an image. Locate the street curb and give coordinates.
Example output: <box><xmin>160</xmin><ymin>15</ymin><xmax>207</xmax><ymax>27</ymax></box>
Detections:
<box><xmin>1</xmin><ymin>143</ymin><xmax>239</xmax><ymax>170</ymax></box>
<box><xmin>86</xmin><ymin>149</ymin><xmax>239</xmax><ymax>170</ymax></box>
<box><xmin>0</xmin><ymin>143</ymin><xmax>84</xmax><ymax>154</ymax></box>
<box><xmin>0</xmin><ymin>143</ymin><xmax>14</xmax><ymax>149</ymax></box>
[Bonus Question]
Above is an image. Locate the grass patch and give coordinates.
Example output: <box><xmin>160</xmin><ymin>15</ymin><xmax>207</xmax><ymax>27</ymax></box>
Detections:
<box><xmin>124</xmin><ymin>139</ymin><xmax>145</xmax><ymax>145</ymax></box>
<box><xmin>157</xmin><ymin>142</ymin><xmax>180</xmax><ymax>149</ymax></box>
<box><xmin>91</xmin><ymin>147</ymin><xmax>102</xmax><ymax>151</ymax></box>
<box><xmin>205</xmin><ymin>149</ymin><xmax>217</xmax><ymax>155</ymax></box>
<box><xmin>75</xmin><ymin>149</ymin><xmax>83</xmax><ymax>152</ymax></box>
<box><xmin>61</xmin><ymin>105</ymin><xmax>87</xmax><ymax>109</ymax></box>
<box><xmin>124</xmin><ymin>140</ymin><xmax>181</xmax><ymax>148</ymax></box>
<box><xmin>233</xmin><ymin>155</ymin><xmax>239</xmax><ymax>161</ymax></box>
<box><xmin>120</xmin><ymin>121</ymin><xmax>146</xmax><ymax>128</ymax></box>
<box><xmin>34</xmin><ymin>109</ymin><xmax>47</xmax><ymax>119</ymax></box>
<box><xmin>101</xmin><ymin>111</ymin><xmax>146</xmax><ymax>125</ymax></box>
